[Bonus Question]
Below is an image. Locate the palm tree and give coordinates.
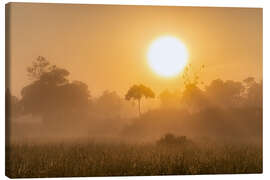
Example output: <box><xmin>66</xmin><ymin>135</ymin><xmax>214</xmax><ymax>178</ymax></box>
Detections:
<box><xmin>125</xmin><ymin>84</ymin><xmax>155</xmax><ymax>116</ymax></box>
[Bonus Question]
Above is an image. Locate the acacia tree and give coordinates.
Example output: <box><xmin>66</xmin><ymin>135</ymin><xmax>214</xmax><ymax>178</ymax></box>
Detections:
<box><xmin>125</xmin><ymin>84</ymin><xmax>155</xmax><ymax>116</ymax></box>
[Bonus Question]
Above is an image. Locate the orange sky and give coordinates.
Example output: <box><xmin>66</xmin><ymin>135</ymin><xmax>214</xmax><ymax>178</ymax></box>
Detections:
<box><xmin>8</xmin><ymin>3</ymin><xmax>262</xmax><ymax>97</ymax></box>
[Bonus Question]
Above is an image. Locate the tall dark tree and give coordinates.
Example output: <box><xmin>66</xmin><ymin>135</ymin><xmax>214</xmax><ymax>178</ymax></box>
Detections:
<box><xmin>181</xmin><ymin>64</ymin><xmax>207</xmax><ymax>112</ymax></box>
<box><xmin>125</xmin><ymin>84</ymin><xmax>155</xmax><ymax>116</ymax></box>
<box><xmin>20</xmin><ymin>57</ymin><xmax>91</xmax><ymax>126</ymax></box>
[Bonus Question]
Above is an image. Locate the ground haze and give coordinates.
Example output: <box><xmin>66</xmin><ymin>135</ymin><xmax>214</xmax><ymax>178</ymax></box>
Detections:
<box><xmin>6</xmin><ymin>3</ymin><xmax>262</xmax><ymax>178</ymax></box>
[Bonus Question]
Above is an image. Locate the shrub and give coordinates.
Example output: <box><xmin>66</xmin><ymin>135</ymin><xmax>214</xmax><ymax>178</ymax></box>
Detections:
<box><xmin>156</xmin><ymin>133</ymin><xmax>191</xmax><ymax>147</ymax></box>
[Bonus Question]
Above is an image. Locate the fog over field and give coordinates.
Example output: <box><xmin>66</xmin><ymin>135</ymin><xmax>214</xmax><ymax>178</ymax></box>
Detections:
<box><xmin>6</xmin><ymin>3</ymin><xmax>262</xmax><ymax>178</ymax></box>
<box><xmin>6</xmin><ymin>57</ymin><xmax>262</xmax><ymax>143</ymax></box>
<box><xmin>5</xmin><ymin>57</ymin><xmax>262</xmax><ymax>177</ymax></box>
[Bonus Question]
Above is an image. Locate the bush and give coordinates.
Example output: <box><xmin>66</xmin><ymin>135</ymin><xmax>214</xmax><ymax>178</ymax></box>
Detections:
<box><xmin>156</xmin><ymin>133</ymin><xmax>191</xmax><ymax>147</ymax></box>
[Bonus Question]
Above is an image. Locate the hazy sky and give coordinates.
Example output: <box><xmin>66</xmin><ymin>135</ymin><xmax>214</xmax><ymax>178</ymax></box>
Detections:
<box><xmin>8</xmin><ymin>3</ymin><xmax>262</xmax><ymax>97</ymax></box>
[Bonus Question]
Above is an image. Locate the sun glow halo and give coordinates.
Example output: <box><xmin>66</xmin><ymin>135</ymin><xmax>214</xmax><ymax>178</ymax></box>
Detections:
<box><xmin>147</xmin><ymin>36</ymin><xmax>188</xmax><ymax>77</ymax></box>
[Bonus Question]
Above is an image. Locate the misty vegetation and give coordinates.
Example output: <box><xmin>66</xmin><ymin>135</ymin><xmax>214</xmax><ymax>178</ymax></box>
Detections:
<box><xmin>6</xmin><ymin>56</ymin><xmax>262</xmax><ymax>177</ymax></box>
<box><xmin>125</xmin><ymin>84</ymin><xmax>155</xmax><ymax>116</ymax></box>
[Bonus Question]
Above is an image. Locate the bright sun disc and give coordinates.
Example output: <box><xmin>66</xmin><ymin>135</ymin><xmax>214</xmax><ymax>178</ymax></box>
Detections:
<box><xmin>147</xmin><ymin>36</ymin><xmax>188</xmax><ymax>77</ymax></box>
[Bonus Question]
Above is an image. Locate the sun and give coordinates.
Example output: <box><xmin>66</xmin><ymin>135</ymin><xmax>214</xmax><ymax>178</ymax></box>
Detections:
<box><xmin>147</xmin><ymin>36</ymin><xmax>188</xmax><ymax>77</ymax></box>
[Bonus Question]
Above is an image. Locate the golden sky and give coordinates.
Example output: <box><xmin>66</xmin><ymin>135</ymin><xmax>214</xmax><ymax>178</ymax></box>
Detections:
<box><xmin>8</xmin><ymin>3</ymin><xmax>262</xmax><ymax>97</ymax></box>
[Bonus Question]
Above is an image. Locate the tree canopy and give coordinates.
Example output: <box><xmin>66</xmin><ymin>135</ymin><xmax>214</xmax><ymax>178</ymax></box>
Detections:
<box><xmin>20</xmin><ymin>57</ymin><xmax>91</xmax><ymax>125</ymax></box>
<box><xmin>125</xmin><ymin>84</ymin><xmax>155</xmax><ymax>116</ymax></box>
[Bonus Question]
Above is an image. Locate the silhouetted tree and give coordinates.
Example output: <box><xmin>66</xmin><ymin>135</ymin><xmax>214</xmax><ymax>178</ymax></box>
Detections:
<box><xmin>6</xmin><ymin>88</ymin><xmax>21</xmax><ymax>119</ymax></box>
<box><xmin>181</xmin><ymin>64</ymin><xmax>207</xmax><ymax>112</ymax></box>
<box><xmin>205</xmin><ymin>79</ymin><xmax>245</xmax><ymax>108</ymax></box>
<box><xmin>27</xmin><ymin>56</ymin><xmax>50</xmax><ymax>80</ymax></box>
<box><xmin>20</xmin><ymin>57</ymin><xmax>91</xmax><ymax>126</ymax></box>
<box><xmin>93</xmin><ymin>90</ymin><xmax>123</xmax><ymax>118</ymax></box>
<box><xmin>5</xmin><ymin>88</ymin><xmax>11</xmax><ymax>121</ymax></box>
<box><xmin>181</xmin><ymin>83</ymin><xmax>208</xmax><ymax>112</ymax></box>
<box><xmin>159</xmin><ymin>89</ymin><xmax>181</xmax><ymax>108</ymax></box>
<box><xmin>182</xmin><ymin>64</ymin><xmax>204</xmax><ymax>86</ymax></box>
<box><xmin>125</xmin><ymin>84</ymin><xmax>155</xmax><ymax>116</ymax></box>
<box><xmin>243</xmin><ymin>77</ymin><xmax>262</xmax><ymax>108</ymax></box>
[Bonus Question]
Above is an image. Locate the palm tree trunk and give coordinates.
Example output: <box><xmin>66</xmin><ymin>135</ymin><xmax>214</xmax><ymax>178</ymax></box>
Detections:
<box><xmin>138</xmin><ymin>99</ymin><xmax>141</xmax><ymax>117</ymax></box>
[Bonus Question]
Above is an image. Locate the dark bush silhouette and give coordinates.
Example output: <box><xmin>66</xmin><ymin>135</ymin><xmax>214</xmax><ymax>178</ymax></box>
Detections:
<box><xmin>157</xmin><ymin>133</ymin><xmax>191</xmax><ymax>147</ymax></box>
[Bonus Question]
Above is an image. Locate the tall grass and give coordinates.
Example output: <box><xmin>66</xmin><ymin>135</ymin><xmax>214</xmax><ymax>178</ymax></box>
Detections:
<box><xmin>6</xmin><ymin>140</ymin><xmax>262</xmax><ymax>178</ymax></box>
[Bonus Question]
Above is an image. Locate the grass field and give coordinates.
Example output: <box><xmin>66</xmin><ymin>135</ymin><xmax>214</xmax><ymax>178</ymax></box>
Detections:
<box><xmin>5</xmin><ymin>140</ymin><xmax>262</xmax><ymax>178</ymax></box>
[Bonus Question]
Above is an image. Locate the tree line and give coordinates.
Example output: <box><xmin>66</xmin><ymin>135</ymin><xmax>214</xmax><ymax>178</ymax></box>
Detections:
<box><xmin>6</xmin><ymin>56</ymin><xmax>262</xmax><ymax>129</ymax></box>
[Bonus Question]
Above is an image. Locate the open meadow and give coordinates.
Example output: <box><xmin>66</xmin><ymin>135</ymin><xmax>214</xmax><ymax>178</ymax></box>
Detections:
<box><xmin>6</xmin><ymin>137</ymin><xmax>262</xmax><ymax>178</ymax></box>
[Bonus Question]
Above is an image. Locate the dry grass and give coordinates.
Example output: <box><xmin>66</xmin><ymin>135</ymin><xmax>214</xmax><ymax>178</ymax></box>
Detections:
<box><xmin>6</xmin><ymin>141</ymin><xmax>262</xmax><ymax>178</ymax></box>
